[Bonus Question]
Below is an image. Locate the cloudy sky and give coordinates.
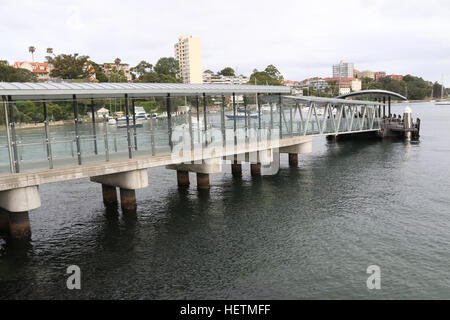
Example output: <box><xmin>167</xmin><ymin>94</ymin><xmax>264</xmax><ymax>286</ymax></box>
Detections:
<box><xmin>1</xmin><ymin>0</ymin><xmax>449</xmax><ymax>85</ymax></box>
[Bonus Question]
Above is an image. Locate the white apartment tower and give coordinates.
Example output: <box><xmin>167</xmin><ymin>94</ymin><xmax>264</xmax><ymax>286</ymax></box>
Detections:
<box><xmin>174</xmin><ymin>35</ymin><xmax>203</xmax><ymax>84</ymax></box>
<box><xmin>333</xmin><ymin>61</ymin><xmax>354</xmax><ymax>78</ymax></box>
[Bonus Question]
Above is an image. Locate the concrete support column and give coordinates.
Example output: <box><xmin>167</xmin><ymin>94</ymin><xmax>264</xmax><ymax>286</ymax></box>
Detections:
<box><xmin>120</xmin><ymin>188</ymin><xmax>137</xmax><ymax>211</ymax></box>
<box><xmin>177</xmin><ymin>170</ymin><xmax>190</xmax><ymax>187</ymax></box>
<box><xmin>102</xmin><ymin>184</ymin><xmax>118</xmax><ymax>206</ymax></box>
<box><xmin>231</xmin><ymin>161</ymin><xmax>242</xmax><ymax>177</ymax></box>
<box><xmin>289</xmin><ymin>153</ymin><xmax>299</xmax><ymax>167</ymax></box>
<box><xmin>91</xmin><ymin>169</ymin><xmax>148</xmax><ymax>211</ymax></box>
<box><xmin>251</xmin><ymin>163</ymin><xmax>262</xmax><ymax>176</ymax></box>
<box><xmin>197</xmin><ymin>173</ymin><xmax>210</xmax><ymax>190</ymax></box>
<box><xmin>9</xmin><ymin>211</ymin><xmax>31</xmax><ymax>240</ymax></box>
<box><xmin>0</xmin><ymin>209</ymin><xmax>9</xmax><ymax>233</ymax></box>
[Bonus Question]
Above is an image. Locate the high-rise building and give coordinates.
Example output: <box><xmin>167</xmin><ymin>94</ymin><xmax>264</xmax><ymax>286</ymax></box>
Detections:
<box><xmin>332</xmin><ymin>61</ymin><xmax>354</xmax><ymax>79</ymax></box>
<box><xmin>174</xmin><ymin>35</ymin><xmax>202</xmax><ymax>84</ymax></box>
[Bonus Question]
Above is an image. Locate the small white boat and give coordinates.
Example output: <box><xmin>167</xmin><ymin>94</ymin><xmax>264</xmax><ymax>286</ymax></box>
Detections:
<box><xmin>116</xmin><ymin>117</ymin><xmax>144</xmax><ymax>128</ymax></box>
<box><xmin>435</xmin><ymin>100</ymin><xmax>450</xmax><ymax>105</ymax></box>
<box><xmin>108</xmin><ymin>118</ymin><xmax>116</xmax><ymax>125</ymax></box>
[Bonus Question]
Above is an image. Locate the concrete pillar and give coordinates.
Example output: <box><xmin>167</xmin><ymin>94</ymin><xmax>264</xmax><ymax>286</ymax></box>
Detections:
<box><xmin>197</xmin><ymin>173</ymin><xmax>210</xmax><ymax>190</ymax></box>
<box><xmin>231</xmin><ymin>161</ymin><xmax>242</xmax><ymax>177</ymax></box>
<box><xmin>177</xmin><ymin>170</ymin><xmax>190</xmax><ymax>187</ymax></box>
<box><xmin>0</xmin><ymin>209</ymin><xmax>9</xmax><ymax>233</ymax></box>
<box><xmin>91</xmin><ymin>169</ymin><xmax>148</xmax><ymax>211</ymax></box>
<box><xmin>251</xmin><ymin>163</ymin><xmax>262</xmax><ymax>176</ymax></box>
<box><xmin>120</xmin><ymin>188</ymin><xmax>137</xmax><ymax>211</ymax></box>
<box><xmin>102</xmin><ymin>184</ymin><xmax>118</xmax><ymax>206</ymax></box>
<box><xmin>9</xmin><ymin>211</ymin><xmax>31</xmax><ymax>240</ymax></box>
<box><xmin>0</xmin><ymin>186</ymin><xmax>40</xmax><ymax>239</ymax></box>
<box><xmin>289</xmin><ymin>153</ymin><xmax>298</xmax><ymax>167</ymax></box>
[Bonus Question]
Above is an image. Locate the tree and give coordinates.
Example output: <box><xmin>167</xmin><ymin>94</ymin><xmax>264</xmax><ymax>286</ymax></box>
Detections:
<box><xmin>264</xmin><ymin>65</ymin><xmax>281</xmax><ymax>80</ymax></box>
<box><xmin>46</xmin><ymin>53</ymin><xmax>91</xmax><ymax>80</ymax></box>
<box><xmin>131</xmin><ymin>60</ymin><xmax>154</xmax><ymax>79</ymax></box>
<box><xmin>154</xmin><ymin>57</ymin><xmax>179</xmax><ymax>77</ymax></box>
<box><xmin>89</xmin><ymin>61</ymin><xmax>108</xmax><ymax>82</ymax></box>
<box><xmin>0</xmin><ymin>60</ymin><xmax>37</xmax><ymax>82</ymax></box>
<box><xmin>219</xmin><ymin>67</ymin><xmax>235</xmax><ymax>77</ymax></box>
<box><xmin>248</xmin><ymin>65</ymin><xmax>283</xmax><ymax>86</ymax></box>
<box><xmin>46</xmin><ymin>48</ymin><xmax>54</xmax><ymax>56</ymax></box>
<box><xmin>114</xmin><ymin>58</ymin><xmax>121</xmax><ymax>66</ymax></box>
<box><xmin>28</xmin><ymin>46</ymin><xmax>36</xmax><ymax>62</ymax></box>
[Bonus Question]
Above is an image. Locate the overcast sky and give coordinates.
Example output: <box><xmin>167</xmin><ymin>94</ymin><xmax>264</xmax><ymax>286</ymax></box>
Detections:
<box><xmin>1</xmin><ymin>0</ymin><xmax>449</xmax><ymax>85</ymax></box>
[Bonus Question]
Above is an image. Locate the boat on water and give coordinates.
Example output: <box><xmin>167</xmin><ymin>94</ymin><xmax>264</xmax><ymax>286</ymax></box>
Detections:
<box><xmin>116</xmin><ymin>117</ymin><xmax>144</xmax><ymax>128</ymax></box>
<box><xmin>435</xmin><ymin>100</ymin><xmax>450</xmax><ymax>105</ymax></box>
<box><xmin>108</xmin><ymin>118</ymin><xmax>117</xmax><ymax>125</ymax></box>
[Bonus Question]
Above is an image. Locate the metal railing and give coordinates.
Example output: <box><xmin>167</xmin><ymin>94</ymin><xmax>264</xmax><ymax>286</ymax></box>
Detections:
<box><xmin>0</xmin><ymin>95</ymin><xmax>383</xmax><ymax>176</ymax></box>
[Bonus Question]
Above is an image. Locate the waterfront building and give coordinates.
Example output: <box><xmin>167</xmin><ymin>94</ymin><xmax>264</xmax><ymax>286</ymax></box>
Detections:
<box><xmin>299</xmin><ymin>78</ymin><xmax>330</xmax><ymax>91</ymax></box>
<box><xmin>100</xmin><ymin>63</ymin><xmax>132</xmax><ymax>82</ymax></box>
<box><xmin>332</xmin><ymin>61</ymin><xmax>354</xmax><ymax>79</ymax></box>
<box><xmin>202</xmin><ymin>71</ymin><xmax>249</xmax><ymax>85</ymax></box>
<box><xmin>358</xmin><ymin>70</ymin><xmax>375</xmax><ymax>80</ymax></box>
<box><xmin>324</xmin><ymin>77</ymin><xmax>361</xmax><ymax>92</ymax></box>
<box><xmin>374</xmin><ymin>71</ymin><xmax>387</xmax><ymax>81</ymax></box>
<box><xmin>13</xmin><ymin>61</ymin><xmax>52</xmax><ymax>81</ymax></box>
<box><xmin>174</xmin><ymin>35</ymin><xmax>203</xmax><ymax>84</ymax></box>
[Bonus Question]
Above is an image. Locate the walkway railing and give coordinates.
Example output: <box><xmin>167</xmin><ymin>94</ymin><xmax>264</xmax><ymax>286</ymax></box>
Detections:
<box><xmin>0</xmin><ymin>94</ymin><xmax>383</xmax><ymax>176</ymax></box>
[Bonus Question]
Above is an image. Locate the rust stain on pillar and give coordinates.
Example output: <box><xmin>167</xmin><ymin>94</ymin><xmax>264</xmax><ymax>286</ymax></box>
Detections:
<box><xmin>289</xmin><ymin>153</ymin><xmax>299</xmax><ymax>167</ymax></box>
<box><xmin>8</xmin><ymin>211</ymin><xmax>31</xmax><ymax>240</ymax></box>
<box><xmin>120</xmin><ymin>188</ymin><xmax>137</xmax><ymax>212</ymax></box>
<box><xmin>177</xmin><ymin>170</ymin><xmax>190</xmax><ymax>187</ymax></box>
<box><xmin>102</xmin><ymin>184</ymin><xmax>118</xmax><ymax>207</ymax></box>
<box><xmin>197</xmin><ymin>173</ymin><xmax>210</xmax><ymax>190</ymax></box>
<box><xmin>251</xmin><ymin>163</ymin><xmax>261</xmax><ymax>176</ymax></box>
<box><xmin>231</xmin><ymin>161</ymin><xmax>242</xmax><ymax>177</ymax></box>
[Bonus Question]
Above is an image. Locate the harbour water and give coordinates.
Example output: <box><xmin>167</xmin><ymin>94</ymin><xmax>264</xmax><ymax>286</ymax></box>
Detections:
<box><xmin>0</xmin><ymin>102</ymin><xmax>449</xmax><ymax>299</ymax></box>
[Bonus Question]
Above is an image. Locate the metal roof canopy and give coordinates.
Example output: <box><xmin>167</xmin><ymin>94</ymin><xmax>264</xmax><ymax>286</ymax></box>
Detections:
<box><xmin>0</xmin><ymin>82</ymin><xmax>290</xmax><ymax>100</ymax></box>
<box><xmin>336</xmin><ymin>90</ymin><xmax>407</xmax><ymax>101</ymax></box>
<box><xmin>285</xmin><ymin>95</ymin><xmax>383</xmax><ymax>106</ymax></box>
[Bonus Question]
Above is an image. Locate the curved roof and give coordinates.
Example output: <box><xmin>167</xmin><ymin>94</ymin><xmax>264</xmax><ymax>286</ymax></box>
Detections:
<box><xmin>0</xmin><ymin>82</ymin><xmax>290</xmax><ymax>100</ymax></box>
<box><xmin>336</xmin><ymin>90</ymin><xmax>407</xmax><ymax>101</ymax></box>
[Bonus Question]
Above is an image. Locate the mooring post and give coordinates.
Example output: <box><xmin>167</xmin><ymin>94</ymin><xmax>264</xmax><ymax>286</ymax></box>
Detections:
<box><xmin>73</xmin><ymin>95</ymin><xmax>82</xmax><ymax>165</ymax></box>
<box><xmin>90</xmin><ymin>98</ymin><xmax>98</xmax><ymax>155</ymax></box>
<box><xmin>43</xmin><ymin>101</ymin><xmax>53</xmax><ymax>169</ymax></box>
<box><xmin>233</xmin><ymin>93</ymin><xmax>237</xmax><ymax>146</ymax></box>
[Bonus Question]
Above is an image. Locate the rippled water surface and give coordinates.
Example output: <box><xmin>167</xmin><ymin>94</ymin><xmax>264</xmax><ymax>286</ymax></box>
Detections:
<box><xmin>1</xmin><ymin>102</ymin><xmax>449</xmax><ymax>299</ymax></box>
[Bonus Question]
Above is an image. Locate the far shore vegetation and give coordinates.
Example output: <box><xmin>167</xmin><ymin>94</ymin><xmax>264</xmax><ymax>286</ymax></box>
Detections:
<box><xmin>1</xmin><ymin>50</ymin><xmax>447</xmax><ymax>124</ymax></box>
